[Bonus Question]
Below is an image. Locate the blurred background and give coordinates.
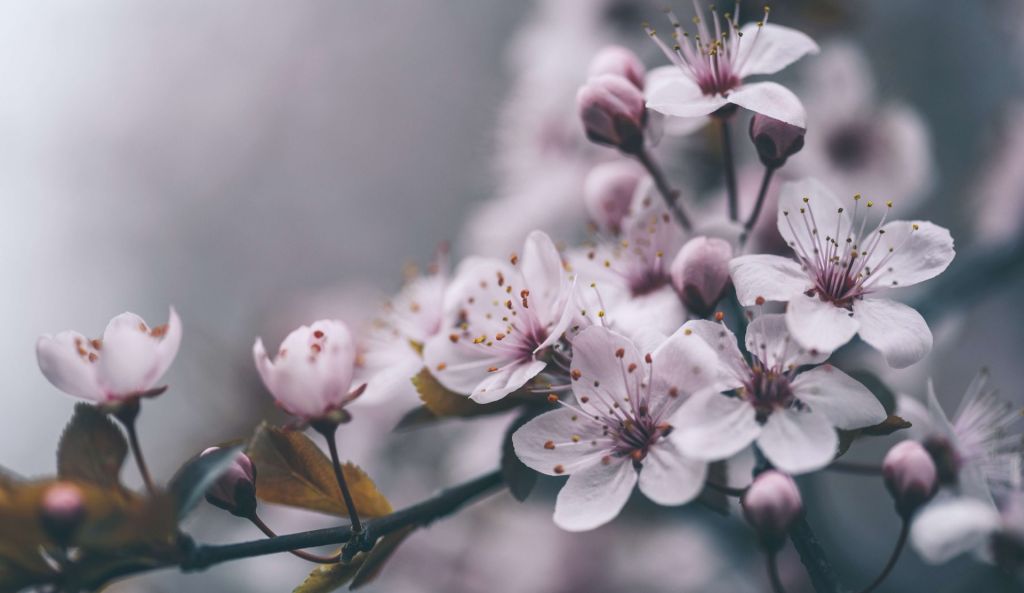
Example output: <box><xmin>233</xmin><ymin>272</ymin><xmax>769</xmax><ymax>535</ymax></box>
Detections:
<box><xmin>1</xmin><ymin>0</ymin><xmax>1022</xmax><ymax>591</ymax></box>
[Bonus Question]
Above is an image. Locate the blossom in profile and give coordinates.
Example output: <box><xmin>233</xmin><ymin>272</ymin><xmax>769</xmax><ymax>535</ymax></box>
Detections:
<box><xmin>512</xmin><ymin>324</ymin><xmax>719</xmax><ymax>531</ymax></box>
<box><xmin>36</xmin><ymin>308</ymin><xmax>182</xmax><ymax>404</ymax></box>
<box><xmin>253</xmin><ymin>319</ymin><xmax>364</xmax><ymax>421</ymax></box>
<box><xmin>670</xmin><ymin>235</ymin><xmax>733</xmax><ymax>318</ymax></box>
<box><xmin>423</xmin><ymin>231</ymin><xmax>576</xmax><ymax>403</ymax></box>
<box><xmin>729</xmin><ymin>178</ymin><xmax>955</xmax><ymax>368</ymax></box>
<box><xmin>645</xmin><ymin>4</ymin><xmax>818</xmax><ymax>128</ymax></box>
<box><xmin>672</xmin><ymin>314</ymin><xmax>886</xmax><ymax>474</ymax></box>
<box><xmin>911</xmin><ymin>489</ymin><xmax>1024</xmax><ymax>567</ymax></box>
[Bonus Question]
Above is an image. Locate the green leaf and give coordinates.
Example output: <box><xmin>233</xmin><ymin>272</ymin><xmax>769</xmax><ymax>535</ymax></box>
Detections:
<box><xmin>411</xmin><ymin>368</ymin><xmax>521</xmax><ymax>419</ymax></box>
<box><xmin>57</xmin><ymin>403</ymin><xmax>128</xmax><ymax>488</ymax></box>
<box><xmin>501</xmin><ymin>410</ymin><xmax>539</xmax><ymax>502</ymax></box>
<box><xmin>293</xmin><ymin>557</ymin><xmax>362</xmax><ymax>593</ymax></box>
<box><xmin>247</xmin><ymin>424</ymin><xmax>392</xmax><ymax>518</ymax></box>
<box><xmin>349</xmin><ymin>526</ymin><xmax>416</xmax><ymax>589</ymax></box>
<box><xmin>168</xmin><ymin>444</ymin><xmax>245</xmax><ymax>520</ymax></box>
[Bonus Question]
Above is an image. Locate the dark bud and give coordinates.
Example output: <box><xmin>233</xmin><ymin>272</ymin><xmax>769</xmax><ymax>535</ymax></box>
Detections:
<box><xmin>749</xmin><ymin>114</ymin><xmax>805</xmax><ymax>169</ymax></box>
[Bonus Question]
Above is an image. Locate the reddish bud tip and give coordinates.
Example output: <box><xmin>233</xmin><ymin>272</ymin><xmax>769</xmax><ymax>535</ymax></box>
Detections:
<box><xmin>670</xmin><ymin>236</ymin><xmax>734</xmax><ymax>318</ymax></box>
<box><xmin>749</xmin><ymin>114</ymin><xmax>805</xmax><ymax>169</ymax></box>
<box><xmin>883</xmin><ymin>440</ymin><xmax>938</xmax><ymax>518</ymax></box>
<box><xmin>202</xmin><ymin>447</ymin><xmax>258</xmax><ymax>518</ymax></box>
<box><xmin>742</xmin><ymin>470</ymin><xmax>803</xmax><ymax>549</ymax></box>
<box><xmin>40</xmin><ymin>482</ymin><xmax>86</xmax><ymax>544</ymax></box>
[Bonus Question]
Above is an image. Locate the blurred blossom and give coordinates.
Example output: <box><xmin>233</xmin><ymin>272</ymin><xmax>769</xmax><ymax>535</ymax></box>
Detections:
<box><xmin>790</xmin><ymin>42</ymin><xmax>934</xmax><ymax>210</ymax></box>
<box><xmin>577</xmin><ymin>73</ymin><xmax>648</xmax><ymax>153</ymax></box>
<box><xmin>971</xmin><ymin>103</ymin><xmax>1024</xmax><ymax>247</ymax></box>
<box><xmin>583</xmin><ymin>159</ymin><xmax>646</xmax><ymax>234</ymax></box>
<box><xmin>742</xmin><ymin>470</ymin><xmax>803</xmax><ymax>546</ymax></box>
<box><xmin>910</xmin><ymin>487</ymin><xmax>1024</xmax><ymax>567</ymax></box>
<box><xmin>587</xmin><ymin>45</ymin><xmax>646</xmax><ymax>89</ymax></box>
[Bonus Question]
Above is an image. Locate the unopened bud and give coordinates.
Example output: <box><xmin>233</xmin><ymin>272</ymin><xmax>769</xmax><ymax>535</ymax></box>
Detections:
<box><xmin>584</xmin><ymin>160</ymin><xmax>644</xmax><ymax>234</ymax></box>
<box><xmin>883</xmin><ymin>440</ymin><xmax>938</xmax><ymax>518</ymax></box>
<box><xmin>670</xmin><ymin>236</ymin><xmax>733</xmax><ymax>318</ymax></box>
<box><xmin>577</xmin><ymin>74</ymin><xmax>646</xmax><ymax>154</ymax></box>
<box><xmin>202</xmin><ymin>447</ymin><xmax>257</xmax><ymax>517</ymax></box>
<box><xmin>742</xmin><ymin>471</ymin><xmax>803</xmax><ymax>549</ymax></box>
<box><xmin>40</xmin><ymin>482</ymin><xmax>86</xmax><ymax>545</ymax></box>
<box><xmin>749</xmin><ymin>114</ymin><xmax>805</xmax><ymax>169</ymax></box>
<box><xmin>587</xmin><ymin>46</ymin><xmax>645</xmax><ymax>90</ymax></box>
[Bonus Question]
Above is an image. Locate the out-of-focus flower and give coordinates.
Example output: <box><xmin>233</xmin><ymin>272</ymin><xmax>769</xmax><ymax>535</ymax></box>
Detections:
<box><xmin>587</xmin><ymin>45</ymin><xmax>645</xmax><ymax>89</ymax></box>
<box><xmin>577</xmin><ymin>74</ymin><xmax>647</xmax><ymax>153</ymax></box>
<box><xmin>791</xmin><ymin>42</ymin><xmax>933</xmax><ymax>209</ymax></box>
<box><xmin>670</xmin><ymin>236</ymin><xmax>733</xmax><ymax>318</ymax></box>
<box><xmin>513</xmin><ymin>324</ymin><xmax>719</xmax><ymax>531</ymax></box>
<box><xmin>896</xmin><ymin>370</ymin><xmax>1022</xmax><ymax>502</ymax></box>
<box><xmin>201</xmin><ymin>447</ymin><xmax>257</xmax><ymax>517</ymax></box>
<box><xmin>749</xmin><ymin>114</ymin><xmax>805</xmax><ymax>169</ymax></box>
<box><xmin>883</xmin><ymin>440</ymin><xmax>939</xmax><ymax>518</ymax></box>
<box><xmin>253</xmin><ymin>320</ymin><xmax>363</xmax><ymax>422</ymax></box>
<box><xmin>729</xmin><ymin>178</ymin><xmax>955</xmax><ymax>368</ymax></box>
<box><xmin>423</xmin><ymin>231</ymin><xmax>576</xmax><ymax>404</ymax></box>
<box><xmin>645</xmin><ymin>6</ymin><xmax>818</xmax><ymax>128</ymax></box>
<box><xmin>36</xmin><ymin>308</ymin><xmax>182</xmax><ymax>404</ymax></box>
<box><xmin>971</xmin><ymin>104</ymin><xmax>1024</xmax><ymax>247</ymax></box>
<box><xmin>742</xmin><ymin>470</ymin><xmax>803</xmax><ymax>547</ymax></box>
<box><xmin>583</xmin><ymin>160</ymin><xmax>645</xmax><ymax>235</ymax></box>
<box><xmin>673</xmin><ymin>314</ymin><xmax>886</xmax><ymax>474</ymax></box>
<box><xmin>40</xmin><ymin>482</ymin><xmax>86</xmax><ymax>543</ymax></box>
<box><xmin>911</xmin><ymin>488</ymin><xmax>1024</xmax><ymax>568</ymax></box>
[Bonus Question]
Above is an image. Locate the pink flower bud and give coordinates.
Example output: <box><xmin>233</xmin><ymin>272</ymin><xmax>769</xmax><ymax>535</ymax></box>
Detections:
<box><xmin>883</xmin><ymin>440</ymin><xmax>938</xmax><ymax>517</ymax></box>
<box><xmin>670</xmin><ymin>236</ymin><xmax>733</xmax><ymax>318</ymax></box>
<box><xmin>40</xmin><ymin>482</ymin><xmax>86</xmax><ymax>544</ymax></box>
<box><xmin>587</xmin><ymin>46</ymin><xmax>645</xmax><ymax>90</ymax></box>
<box><xmin>743</xmin><ymin>471</ymin><xmax>803</xmax><ymax>548</ymax></box>
<box><xmin>583</xmin><ymin>160</ymin><xmax>644</xmax><ymax>234</ymax></box>
<box><xmin>577</xmin><ymin>74</ymin><xmax>646</xmax><ymax>154</ymax></box>
<box><xmin>749</xmin><ymin>114</ymin><xmax>805</xmax><ymax>169</ymax></box>
<box><xmin>202</xmin><ymin>447</ymin><xmax>258</xmax><ymax>517</ymax></box>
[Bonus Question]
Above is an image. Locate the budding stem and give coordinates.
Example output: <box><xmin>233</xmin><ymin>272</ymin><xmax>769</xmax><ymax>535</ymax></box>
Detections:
<box><xmin>719</xmin><ymin>118</ymin><xmax>739</xmax><ymax>222</ymax></box>
<box><xmin>767</xmin><ymin>550</ymin><xmax>789</xmax><ymax>593</ymax></box>
<box><xmin>635</xmin><ymin>148</ymin><xmax>693</xmax><ymax>231</ymax></box>
<box><xmin>112</xmin><ymin>400</ymin><xmax>156</xmax><ymax>495</ymax></box>
<box><xmin>741</xmin><ymin>165</ymin><xmax>777</xmax><ymax>247</ymax></box>
<box><xmin>825</xmin><ymin>460</ymin><xmax>882</xmax><ymax>475</ymax></box>
<box><xmin>313</xmin><ymin>422</ymin><xmax>364</xmax><ymax>538</ymax></box>
<box><xmin>705</xmin><ymin>479</ymin><xmax>747</xmax><ymax>497</ymax></box>
<box><xmin>855</xmin><ymin>519</ymin><xmax>909</xmax><ymax>593</ymax></box>
<box><xmin>248</xmin><ymin>513</ymin><xmax>341</xmax><ymax>564</ymax></box>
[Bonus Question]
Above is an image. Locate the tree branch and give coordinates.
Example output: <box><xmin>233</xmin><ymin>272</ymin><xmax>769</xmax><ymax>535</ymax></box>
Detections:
<box><xmin>789</xmin><ymin>515</ymin><xmax>847</xmax><ymax>593</ymax></box>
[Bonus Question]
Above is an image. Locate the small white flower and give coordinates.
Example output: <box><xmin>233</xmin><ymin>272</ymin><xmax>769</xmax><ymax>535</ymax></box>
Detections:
<box><xmin>253</xmin><ymin>320</ymin><xmax>362</xmax><ymax>421</ymax></box>
<box><xmin>423</xmin><ymin>231</ymin><xmax>576</xmax><ymax>403</ymax></box>
<box><xmin>645</xmin><ymin>4</ymin><xmax>819</xmax><ymax>128</ymax></box>
<box><xmin>36</xmin><ymin>308</ymin><xmax>182</xmax><ymax>404</ymax></box>
<box><xmin>512</xmin><ymin>324</ymin><xmax>719</xmax><ymax>531</ymax></box>
<box><xmin>729</xmin><ymin>178</ymin><xmax>955</xmax><ymax>368</ymax></box>
<box><xmin>911</xmin><ymin>489</ymin><xmax>1024</xmax><ymax>566</ymax></box>
<box><xmin>672</xmin><ymin>314</ymin><xmax>887</xmax><ymax>474</ymax></box>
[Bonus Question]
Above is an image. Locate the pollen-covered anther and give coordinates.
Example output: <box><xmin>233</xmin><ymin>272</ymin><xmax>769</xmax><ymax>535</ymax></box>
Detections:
<box><xmin>571</xmin><ymin>369</ymin><xmax>582</xmax><ymax>381</ymax></box>
<box><xmin>544</xmin><ymin>440</ymin><xmax>556</xmax><ymax>450</ymax></box>
<box><xmin>714</xmin><ymin>311</ymin><xmax>725</xmax><ymax>321</ymax></box>
<box><xmin>553</xmin><ymin>464</ymin><xmax>565</xmax><ymax>474</ymax></box>
<box><xmin>615</xmin><ymin>348</ymin><xmax>626</xmax><ymax>358</ymax></box>
<box><xmin>547</xmin><ymin>394</ymin><xmax>559</xmax><ymax>403</ymax></box>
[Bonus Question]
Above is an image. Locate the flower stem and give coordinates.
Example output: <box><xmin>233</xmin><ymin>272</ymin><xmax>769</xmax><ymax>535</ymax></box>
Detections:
<box><xmin>248</xmin><ymin>513</ymin><xmax>341</xmax><ymax>564</ymax></box>
<box><xmin>635</xmin><ymin>147</ymin><xmax>692</xmax><ymax>231</ymax></box>
<box><xmin>112</xmin><ymin>400</ymin><xmax>156</xmax><ymax>495</ymax></box>
<box><xmin>768</xmin><ymin>550</ymin><xmax>789</xmax><ymax>593</ymax></box>
<box><xmin>855</xmin><ymin>519</ymin><xmax>909</xmax><ymax>593</ymax></box>
<box><xmin>705</xmin><ymin>479</ymin><xmax>747</xmax><ymax>497</ymax></box>
<box><xmin>741</xmin><ymin>165</ymin><xmax>777</xmax><ymax>244</ymax></box>
<box><xmin>719</xmin><ymin>118</ymin><xmax>739</xmax><ymax>222</ymax></box>
<box><xmin>826</xmin><ymin>460</ymin><xmax>882</xmax><ymax>475</ymax></box>
<box><xmin>789</xmin><ymin>515</ymin><xmax>845</xmax><ymax>593</ymax></box>
<box><xmin>313</xmin><ymin>422</ymin><xmax>363</xmax><ymax>536</ymax></box>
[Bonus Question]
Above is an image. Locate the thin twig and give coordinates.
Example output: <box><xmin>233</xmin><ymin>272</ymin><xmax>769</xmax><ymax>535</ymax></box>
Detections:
<box><xmin>720</xmin><ymin>118</ymin><xmax>739</xmax><ymax>222</ymax></box>
<box><xmin>314</xmin><ymin>423</ymin><xmax>363</xmax><ymax>535</ymax></box>
<box><xmin>789</xmin><ymin>515</ymin><xmax>846</xmax><ymax>593</ymax></box>
<box><xmin>248</xmin><ymin>514</ymin><xmax>341</xmax><ymax>564</ymax></box>
<box><xmin>113</xmin><ymin>401</ymin><xmax>156</xmax><ymax>494</ymax></box>
<box><xmin>741</xmin><ymin>165</ymin><xmax>777</xmax><ymax>246</ymax></box>
<box><xmin>635</xmin><ymin>147</ymin><xmax>693</xmax><ymax>231</ymax></box>
<box><xmin>826</xmin><ymin>461</ymin><xmax>882</xmax><ymax>476</ymax></box>
<box><xmin>855</xmin><ymin>519</ymin><xmax>909</xmax><ymax>593</ymax></box>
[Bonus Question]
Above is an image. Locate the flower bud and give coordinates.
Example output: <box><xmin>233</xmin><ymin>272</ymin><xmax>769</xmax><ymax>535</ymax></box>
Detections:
<box><xmin>749</xmin><ymin>114</ymin><xmax>805</xmax><ymax>169</ymax></box>
<box><xmin>742</xmin><ymin>471</ymin><xmax>803</xmax><ymax>549</ymax></box>
<box><xmin>577</xmin><ymin>74</ymin><xmax>646</xmax><ymax>154</ymax></box>
<box><xmin>670</xmin><ymin>236</ymin><xmax>733</xmax><ymax>318</ymax></box>
<box><xmin>583</xmin><ymin>160</ymin><xmax>644</xmax><ymax>234</ymax></box>
<box><xmin>40</xmin><ymin>482</ymin><xmax>86</xmax><ymax>544</ymax></box>
<box><xmin>883</xmin><ymin>440</ymin><xmax>938</xmax><ymax>518</ymax></box>
<box><xmin>587</xmin><ymin>46</ymin><xmax>645</xmax><ymax>90</ymax></box>
<box><xmin>202</xmin><ymin>447</ymin><xmax>258</xmax><ymax>517</ymax></box>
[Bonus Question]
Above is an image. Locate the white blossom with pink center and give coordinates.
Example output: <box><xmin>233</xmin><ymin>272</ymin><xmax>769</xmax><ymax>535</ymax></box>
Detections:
<box><xmin>672</xmin><ymin>314</ymin><xmax>886</xmax><ymax>474</ymax></box>
<box><xmin>423</xmin><ymin>231</ymin><xmax>577</xmax><ymax>404</ymax></box>
<box><xmin>253</xmin><ymin>320</ymin><xmax>363</xmax><ymax>421</ymax></box>
<box><xmin>36</xmin><ymin>308</ymin><xmax>182</xmax><ymax>404</ymax></box>
<box><xmin>512</xmin><ymin>324</ymin><xmax>719</xmax><ymax>531</ymax></box>
<box><xmin>729</xmin><ymin>178</ymin><xmax>955</xmax><ymax>368</ymax></box>
<box><xmin>645</xmin><ymin>3</ymin><xmax>819</xmax><ymax>128</ymax></box>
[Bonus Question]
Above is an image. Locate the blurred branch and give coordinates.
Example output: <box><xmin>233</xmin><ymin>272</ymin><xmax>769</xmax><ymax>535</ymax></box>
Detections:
<box><xmin>790</xmin><ymin>516</ymin><xmax>847</xmax><ymax>593</ymax></box>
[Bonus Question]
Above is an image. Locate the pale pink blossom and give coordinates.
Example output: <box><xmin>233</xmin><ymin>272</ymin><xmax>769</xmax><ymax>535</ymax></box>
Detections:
<box><xmin>673</xmin><ymin>314</ymin><xmax>886</xmax><ymax>474</ymax></box>
<box><xmin>645</xmin><ymin>4</ymin><xmax>818</xmax><ymax>128</ymax></box>
<box><xmin>512</xmin><ymin>324</ymin><xmax>719</xmax><ymax>531</ymax></box>
<box><xmin>742</xmin><ymin>470</ymin><xmax>803</xmax><ymax>543</ymax></box>
<box><xmin>423</xmin><ymin>231</ymin><xmax>576</xmax><ymax>404</ymax></box>
<box><xmin>729</xmin><ymin>178</ymin><xmax>955</xmax><ymax>368</ymax></box>
<box><xmin>911</xmin><ymin>488</ymin><xmax>1024</xmax><ymax>567</ymax></box>
<box><xmin>583</xmin><ymin>159</ymin><xmax>645</xmax><ymax>235</ymax></box>
<box><xmin>201</xmin><ymin>447</ymin><xmax>257</xmax><ymax>516</ymax></box>
<box><xmin>36</xmin><ymin>308</ymin><xmax>182</xmax><ymax>404</ymax></box>
<box><xmin>577</xmin><ymin>74</ymin><xmax>647</xmax><ymax>153</ymax></box>
<box><xmin>253</xmin><ymin>319</ymin><xmax>363</xmax><ymax>421</ymax></box>
<box><xmin>587</xmin><ymin>45</ymin><xmax>645</xmax><ymax>90</ymax></box>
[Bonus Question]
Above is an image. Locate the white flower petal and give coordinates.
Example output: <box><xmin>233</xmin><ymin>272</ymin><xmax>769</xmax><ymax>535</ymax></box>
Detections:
<box><xmin>861</xmin><ymin>221</ymin><xmax>955</xmax><ymax>290</ymax></box>
<box><xmin>97</xmin><ymin>312</ymin><xmax>165</xmax><ymax>396</ymax></box>
<box><xmin>910</xmin><ymin>497</ymin><xmax>1001</xmax><ymax>565</ymax></box>
<box><xmin>729</xmin><ymin>254</ymin><xmax>810</xmax><ymax>307</ymax></box>
<box><xmin>744</xmin><ymin>313</ymin><xmax>828</xmax><ymax>370</ymax></box>
<box><xmin>786</xmin><ymin>292</ymin><xmax>859</xmax><ymax>355</ymax></box>
<box><xmin>727</xmin><ymin>82</ymin><xmax>806</xmax><ymax>127</ymax></box>
<box><xmin>553</xmin><ymin>458</ymin><xmax>637</xmax><ymax>532</ymax></box>
<box><xmin>470</xmin><ymin>359</ymin><xmax>548</xmax><ymax>404</ymax></box>
<box><xmin>736</xmin><ymin>23</ymin><xmax>820</xmax><ymax>78</ymax></box>
<box><xmin>152</xmin><ymin>307</ymin><xmax>183</xmax><ymax>385</ymax></box>
<box><xmin>36</xmin><ymin>332</ymin><xmax>104</xmax><ymax>401</ymax></box>
<box><xmin>776</xmin><ymin>178</ymin><xmax>851</xmax><ymax>259</ymax></box>
<box><xmin>638</xmin><ymin>439</ymin><xmax>707</xmax><ymax>506</ymax></box>
<box><xmin>648</xmin><ymin>325</ymin><xmax>723</xmax><ymax>417</ymax></box>
<box><xmin>646</xmin><ymin>71</ymin><xmax>728</xmax><ymax>118</ymax></box>
<box><xmin>853</xmin><ymin>298</ymin><xmax>932</xmax><ymax>368</ymax></box>
<box><xmin>512</xmin><ymin>409</ymin><xmax>611</xmax><ymax>476</ymax></box>
<box><xmin>672</xmin><ymin>391</ymin><xmax>760</xmax><ymax>462</ymax></box>
<box><xmin>790</xmin><ymin>365</ymin><xmax>887</xmax><ymax>430</ymax></box>
<box><xmin>894</xmin><ymin>393</ymin><xmax>936</xmax><ymax>442</ymax></box>
<box><xmin>570</xmin><ymin>325</ymin><xmax>644</xmax><ymax>415</ymax></box>
<box><xmin>679</xmin><ymin>320</ymin><xmax>748</xmax><ymax>388</ymax></box>
<box><xmin>758</xmin><ymin>408</ymin><xmax>838</xmax><ymax>474</ymax></box>
<box><xmin>520</xmin><ymin>230</ymin><xmax>569</xmax><ymax>328</ymax></box>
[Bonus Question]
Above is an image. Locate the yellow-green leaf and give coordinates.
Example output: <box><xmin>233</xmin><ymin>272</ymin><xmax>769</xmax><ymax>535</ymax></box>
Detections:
<box><xmin>349</xmin><ymin>526</ymin><xmax>416</xmax><ymax>589</ymax></box>
<box><xmin>412</xmin><ymin>368</ymin><xmax>520</xmax><ymax>418</ymax></box>
<box><xmin>57</xmin><ymin>404</ymin><xmax>128</xmax><ymax>488</ymax></box>
<box><xmin>293</xmin><ymin>555</ymin><xmax>363</xmax><ymax>593</ymax></box>
<box><xmin>248</xmin><ymin>424</ymin><xmax>392</xmax><ymax>518</ymax></box>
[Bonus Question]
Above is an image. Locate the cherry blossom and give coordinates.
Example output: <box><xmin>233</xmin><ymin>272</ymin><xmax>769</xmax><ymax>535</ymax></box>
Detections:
<box><xmin>36</xmin><ymin>308</ymin><xmax>182</xmax><ymax>404</ymax></box>
<box><xmin>423</xmin><ymin>231</ymin><xmax>576</xmax><ymax>404</ymax></box>
<box><xmin>512</xmin><ymin>324</ymin><xmax>719</xmax><ymax>531</ymax></box>
<box><xmin>645</xmin><ymin>3</ymin><xmax>818</xmax><ymax>128</ymax></box>
<box><xmin>672</xmin><ymin>314</ymin><xmax>886</xmax><ymax>474</ymax></box>
<box><xmin>729</xmin><ymin>178</ymin><xmax>955</xmax><ymax>368</ymax></box>
<box><xmin>911</xmin><ymin>487</ymin><xmax>1024</xmax><ymax>567</ymax></box>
